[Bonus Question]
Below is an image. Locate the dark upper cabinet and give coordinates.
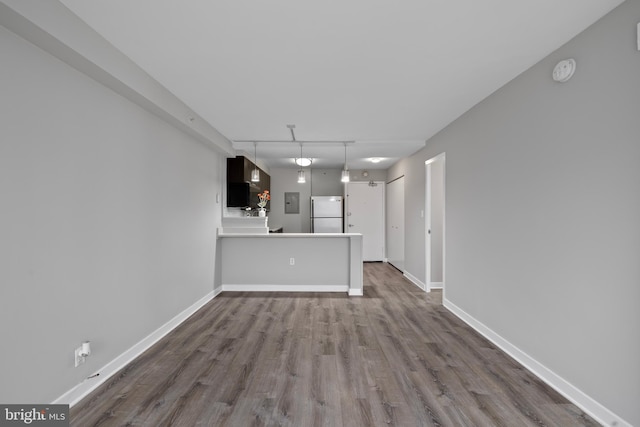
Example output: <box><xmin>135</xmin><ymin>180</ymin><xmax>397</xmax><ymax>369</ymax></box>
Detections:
<box><xmin>226</xmin><ymin>156</ymin><xmax>270</xmax><ymax>208</ymax></box>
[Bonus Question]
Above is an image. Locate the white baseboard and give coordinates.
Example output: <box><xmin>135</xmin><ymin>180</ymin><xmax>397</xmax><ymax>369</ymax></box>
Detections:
<box><xmin>403</xmin><ymin>271</ymin><xmax>425</xmax><ymax>291</ymax></box>
<box><xmin>348</xmin><ymin>288</ymin><xmax>363</xmax><ymax>296</ymax></box>
<box><xmin>222</xmin><ymin>284</ymin><xmax>348</xmax><ymax>293</ymax></box>
<box><xmin>53</xmin><ymin>289</ymin><xmax>218</xmax><ymax>407</ymax></box>
<box><xmin>403</xmin><ymin>271</ymin><xmax>442</xmax><ymax>292</ymax></box>
<box><xmin>213</xmin><ymin>286</ymin><xmax>223</xmax><ymax>298</ymax></box>
<box><xmin>443</xmin><ymin>298</ymin><xmax>631</xmax><ymax>427</ymax></box>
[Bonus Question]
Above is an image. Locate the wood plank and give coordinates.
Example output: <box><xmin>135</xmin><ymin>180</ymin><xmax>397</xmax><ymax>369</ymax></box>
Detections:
<box><xmin>71</xmin><ymin>262</ymin><xmax>597</xmax><ymax>426</ymax></box>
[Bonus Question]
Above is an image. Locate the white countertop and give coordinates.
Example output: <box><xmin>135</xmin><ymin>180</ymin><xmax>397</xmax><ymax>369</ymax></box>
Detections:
<box><xmin>221</xmin><ymin>216</ymin><xmax>268</xmax><ymax>226</ymax></box>
<box><xmin>217</xmin><ymin>232</ymin><xmax>362</xmax><ymax>238</ymax></box>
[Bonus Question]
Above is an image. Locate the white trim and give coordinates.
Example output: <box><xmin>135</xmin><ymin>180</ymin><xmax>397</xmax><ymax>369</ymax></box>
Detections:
<box><xmin>348</xmin><ymin>288</ymin><xmax>364</xmax><ymax>296</ymax></box>
<box><xmin>443</xmin><ymin>298</ymin><xmax>632</xmax><ymax>427</ymax></box>
<box><xmin>425</xmin><ymin>161</ymin><xmax>432</xmax><ymax>292</ymax></box>
<box><xmin>53</xmin><ymin>290</ymin><xmax>218</xmax><ymax>407</ymax></box>
<box><xmin>425</xmin><ymin>152</ymin><xmax>446</xmax><ymax>296</ymax></box>
<box><xmin>403</xmin><ymin>271</ymin><xmax>425</xmax><ymax>291</ymax></box>
<box><xmin>429</xmin><ymin>281</ymin><xmax>443</xmax><ymax>289</ymax></box>
<box><xmin>222</xmin><ymin>284</ymin><xmax>349</xmax><ymax>293</ymax></box>
<box><xmin>348</xmin><ymin>235</ymin><xmax>363</xmax><ymax>296</ymax></box>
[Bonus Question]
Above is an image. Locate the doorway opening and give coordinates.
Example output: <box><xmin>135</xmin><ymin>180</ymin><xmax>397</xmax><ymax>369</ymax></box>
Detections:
<box><xmin>425</xmin><ymin>153</ymin><xmax>445</xmax><ymax>293</ymax></box>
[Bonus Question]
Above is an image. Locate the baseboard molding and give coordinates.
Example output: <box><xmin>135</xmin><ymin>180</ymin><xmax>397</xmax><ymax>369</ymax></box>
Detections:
<box><xmin>213</xmin><ymin>286</ymin><xmax>223</xmax><ymax>298</ymax></box>
<box><xmin>348</xmin><ymin>288</ymin><xmax>363</xmax><ymax>296</ymax></box>
<box><xmin>443</xmin><ymin>298</ymin><xmax>631</xmax><ymax>427</ymax></box>
<box><xmin>53</xmin><ymin>289</ymin><xmax>218</xmax><ymax>407</ymax></box>
<box><xmin>403</xmin><ymin>271</ymin><xmax>425</xmax><ymax>291</ymax></box>
<box><xmin>222</xmin><ymin>284</ymin><xmax>349</xmax><ymax>293</ymax></box>
<box><xmin>430</xmin><ymin>281</ymin><xmax>443</xmax><ymax>289</ymax></box>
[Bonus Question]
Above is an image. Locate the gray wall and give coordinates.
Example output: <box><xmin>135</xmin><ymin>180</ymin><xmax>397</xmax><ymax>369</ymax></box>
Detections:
<box><xmin>388</xmin><ymin>1</ymin><xmax>639</xmax><ymax>424</ymax></box>
<box><xmin>269</xmin><ymin>168</ymin><xmax>345</xmax><ymax>233</ymax></box>
<box><xmin>269</xmin><ymin>168</ymin><xmax>312</xmax><ymax>233</ymax></box>
<box><xmin>0</xmin><ymin>23</ymin><xmax>222</xmax><ymax>403</ymax></box>
<box><xmin>220</xmin><ymin>236</ymin><xmax>350</xmax><ymax>287</ymax></box>
<box><xmin>348</xmin><ymin>169</ymin><xmax>388</xmax><ymax>183</ymax></box>
<box><xmin>430</xmin><ymin>158</ymin><xmax>444</xmax><ymax>283</ymax></box>
<box><xmin>310</xmin><ymin>169</ymin><xmax>344</xmax><ymax>196</ymax></box>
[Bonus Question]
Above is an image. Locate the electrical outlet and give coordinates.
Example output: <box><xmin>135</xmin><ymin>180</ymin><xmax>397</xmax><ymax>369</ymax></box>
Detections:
<box><xmin>289</xmin><ymin>257</ymin><xmax>295</xmax><ymax>265</ymax></box>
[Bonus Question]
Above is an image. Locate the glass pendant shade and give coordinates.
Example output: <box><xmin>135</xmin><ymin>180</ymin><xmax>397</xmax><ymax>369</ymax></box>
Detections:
<box><xmin>341</xmin><ymin>143</ymin><xmax>350</xmax><ymax>182</ymax></box>
<box><xmin>296</xmin><ymin>143</ymin><xmax>306</xmax><ymax>183</ymax></box>
<box><xmin>251</xmin><ymin>142</ymin><xmax>260</xmax><ymax>182</ymax></box>
<box><xmin>341</xmin><ymin>169</ymin><xmax>350</xmax><ymax>183</ymax></box>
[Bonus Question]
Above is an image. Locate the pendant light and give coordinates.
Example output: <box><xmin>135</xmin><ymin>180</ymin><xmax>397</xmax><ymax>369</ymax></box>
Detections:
<box><xmin>251</xmin><ymin>142</ymin><xmax>260</xmax><ymax>182</ymax></box>
<box><xmin>297</xmin><ymin>143</ymin><xmax>306</xmax><ymax>183</ymax></box>
<box><xmin>341</xmin><ymin>143</ymin><xmax>350</xmax><ymax>183</ymax></box>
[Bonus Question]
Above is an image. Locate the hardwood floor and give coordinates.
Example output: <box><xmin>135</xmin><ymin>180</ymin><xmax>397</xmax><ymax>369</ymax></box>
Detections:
<box><xmin>71</xmin><ymin>262</ymin><xmax>598</xmax><ymax>426</ymax></box>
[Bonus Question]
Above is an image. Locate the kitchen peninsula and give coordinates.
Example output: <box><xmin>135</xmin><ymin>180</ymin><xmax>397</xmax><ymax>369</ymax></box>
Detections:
<box><xmin>222</xmin><ymin>155</ymin><xmax>361</xmax><ymax>295</ymax></box>
<box><xmin>217</xmin><ymin>227</ymin><xmax>363</xmax><ymax>296</ymax></box>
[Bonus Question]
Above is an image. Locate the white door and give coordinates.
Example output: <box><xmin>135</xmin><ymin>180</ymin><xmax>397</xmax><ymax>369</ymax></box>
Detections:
<box><xmin>426</xmin><ymin>154</ymin><xmax>445</xmax><ymax>292</ymax></box>
<box><xmin>346</xmin><ymin>182</ymin><xmax>384</xmax><ymax>261</ymax></box>
<box><xmin>386</xmin><ymin>176</ymin><xmax>405</xmax><ymax>271</ymax></box>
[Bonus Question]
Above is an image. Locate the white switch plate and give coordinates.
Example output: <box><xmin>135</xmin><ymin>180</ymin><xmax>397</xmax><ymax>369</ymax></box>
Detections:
<box><xmin>289</xmin><ymin>257</ymin><xmax>295</xmax><ymax>265</ymax></box>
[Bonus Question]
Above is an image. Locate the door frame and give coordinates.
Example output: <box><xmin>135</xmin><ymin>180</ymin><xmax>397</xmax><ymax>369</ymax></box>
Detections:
<box><xmin>425</xmin><ymin>153</ymin><xmax>446</xmax><ymax>294</ymax></box>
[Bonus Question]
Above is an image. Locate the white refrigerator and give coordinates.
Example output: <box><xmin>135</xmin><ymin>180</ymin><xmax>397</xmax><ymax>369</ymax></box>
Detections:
<box><xmin>311</xmin><ymin>196</ymin><xmax>343</xmax><ymax>233</ymax></box>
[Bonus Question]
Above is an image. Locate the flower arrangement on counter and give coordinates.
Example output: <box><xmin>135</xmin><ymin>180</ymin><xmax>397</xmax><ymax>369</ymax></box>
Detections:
<box><xmin>257</xmin><ymin>190</ymin><xmax>270</xmax><ymax>209</ymax></box>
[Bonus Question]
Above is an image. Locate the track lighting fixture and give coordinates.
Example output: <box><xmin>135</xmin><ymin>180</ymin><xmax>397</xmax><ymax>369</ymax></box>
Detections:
<box><xmin>297</xmin><ymin>143</ymin><xmax>306</xmax><ymax>183</ymax></box>
<box><xmin>251</xmin><ymin>142</ymin><xmax>260</xmax><ymax>182</ymax></box>
<box><xmin>341</xmin><ymin>143</ymin><xmax>350</xmax><ymax>183</ymax></box>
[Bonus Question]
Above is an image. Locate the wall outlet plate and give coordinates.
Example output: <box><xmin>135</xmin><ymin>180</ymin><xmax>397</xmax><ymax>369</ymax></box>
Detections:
<box><xmin>74</xmin><ymin>347</ymin><xmax>85</xmax><ymax>367</ymax></box>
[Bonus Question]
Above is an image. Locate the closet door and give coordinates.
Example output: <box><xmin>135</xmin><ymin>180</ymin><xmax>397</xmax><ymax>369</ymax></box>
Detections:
<box><xmin>386</xmin><ymin>176</ymin><xmax>404</xmax><ymax>271</ymax></box>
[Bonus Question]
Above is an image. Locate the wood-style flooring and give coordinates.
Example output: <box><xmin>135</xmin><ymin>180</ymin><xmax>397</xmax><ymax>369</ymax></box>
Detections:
<box><xmin>71</xmin><ymin>262</ymin><xmax>598</xmax><ymax>426</ymax></box>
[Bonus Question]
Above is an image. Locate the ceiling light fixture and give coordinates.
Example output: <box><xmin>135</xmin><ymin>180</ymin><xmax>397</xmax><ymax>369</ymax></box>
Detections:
<box><xmin>341</xmin><ymin>143</ymin><xmax>350</xmax><ymax>183</ymax></box>
<box><xmin>251</xmin><ymin>142</ymin><xmax>260</xmax><ymax>182</ymax></box>
<box><xmin>295</xmin><ymin>158</ymin><xmax>312</xmax><ymax>167</ymax></box>
<box><xmin>234</xmin><ymin>125</ymin><xmax>355</xmax><ymax>172</ymax></box>
<box><xmin>369</xmin><ymin>157</ymin><xmax>382</xmax><ymax>163</ymax></box>
<box><xmin>297</xmin><ymin>143</ymin><xmax>306</xmax><ymax>184</ymax></box>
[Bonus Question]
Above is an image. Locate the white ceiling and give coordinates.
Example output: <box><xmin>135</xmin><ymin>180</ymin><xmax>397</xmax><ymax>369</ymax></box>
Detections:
<box><xmin>59</xmin><ymin>0</ymin><xmax>624</xmax><ymax>170</ymax></box>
